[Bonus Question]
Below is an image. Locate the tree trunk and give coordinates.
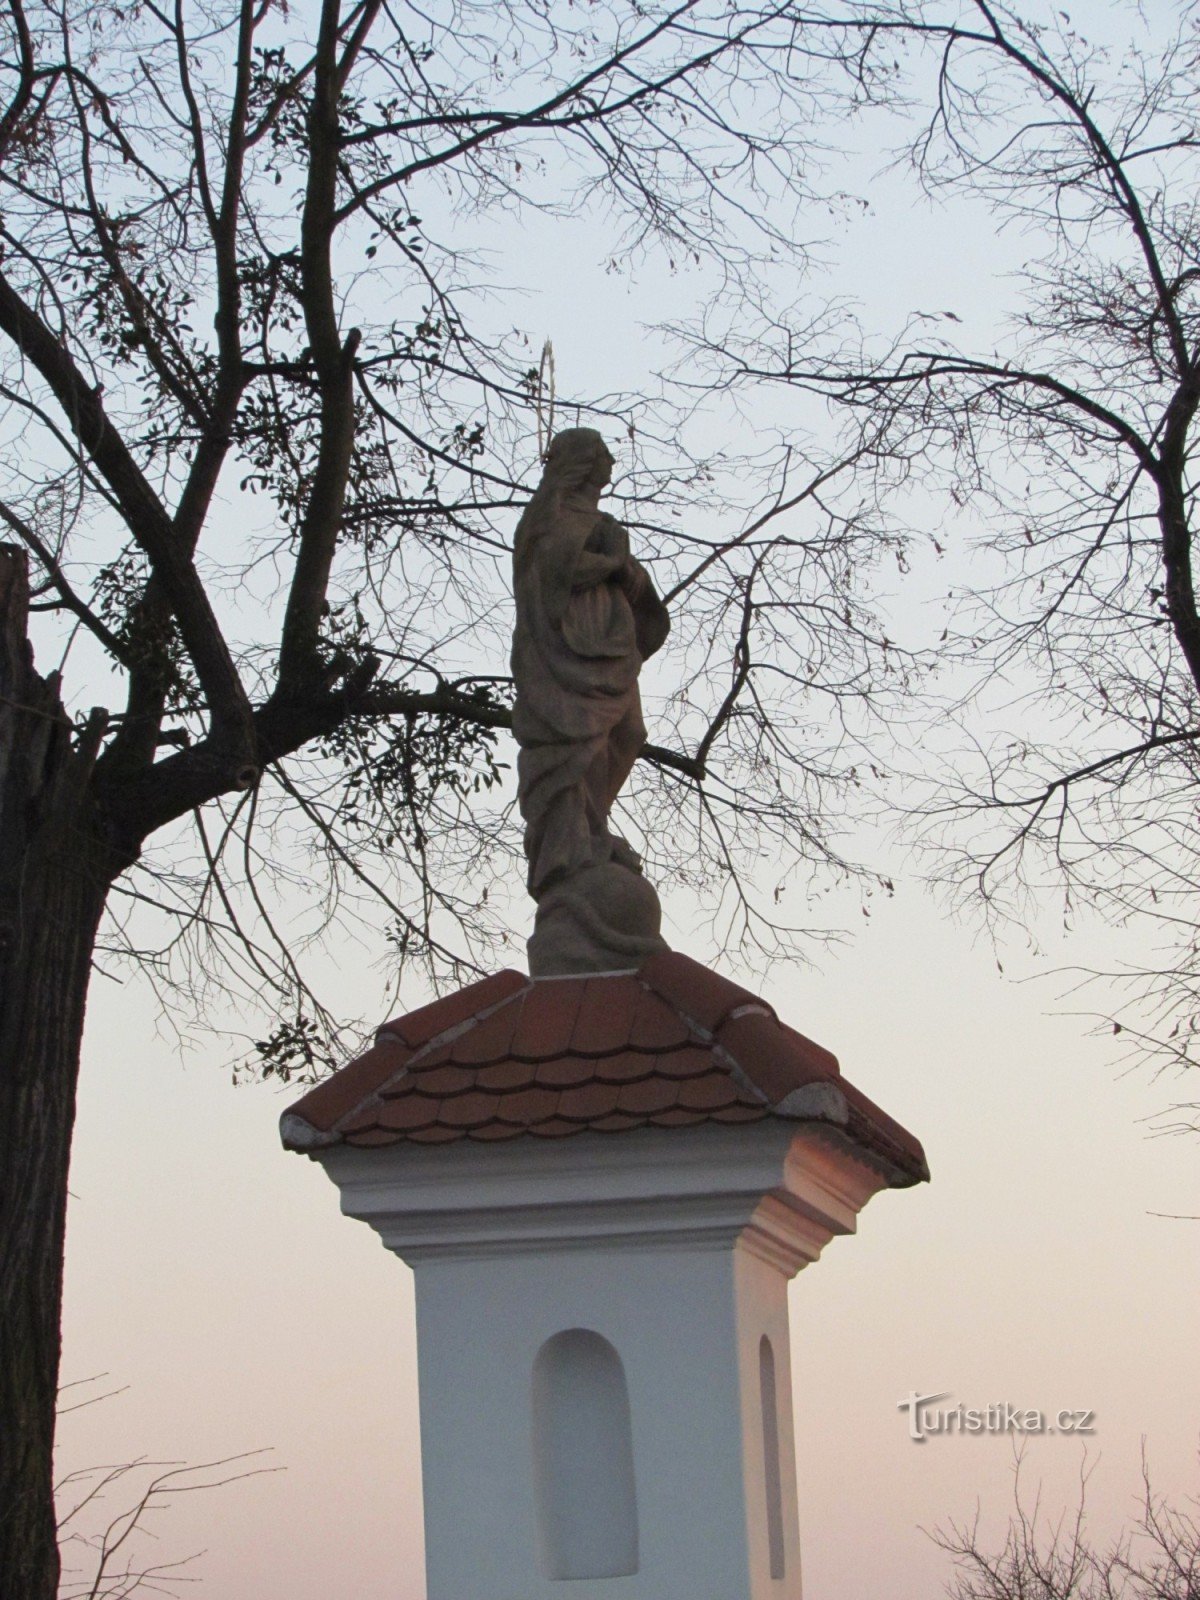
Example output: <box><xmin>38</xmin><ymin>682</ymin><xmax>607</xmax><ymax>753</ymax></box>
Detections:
<box><xmin>0</xmin><ymin>546</ymin><xmax>121</xmax><ymax>1600</ymax></box>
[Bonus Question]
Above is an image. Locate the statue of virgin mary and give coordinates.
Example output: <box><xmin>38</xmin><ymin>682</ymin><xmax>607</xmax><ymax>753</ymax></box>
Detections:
<box><xmin>511</xmin><ymin>428</ymin><xmax>670</xmax><ymax>973</ymax></box>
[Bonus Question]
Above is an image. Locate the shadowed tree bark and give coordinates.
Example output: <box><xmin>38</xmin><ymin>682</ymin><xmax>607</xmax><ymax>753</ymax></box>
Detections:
<box><xmin>0</xmin><ymin>549</ymin><xmax>121</xmax><ymax>1597</ymax></box>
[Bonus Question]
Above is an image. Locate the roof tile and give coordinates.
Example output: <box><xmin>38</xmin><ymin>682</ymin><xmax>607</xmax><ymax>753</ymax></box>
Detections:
<box><xmin>284</xmin><ymin>1038</ymin><xmax>411</xmax><ymax>1135</ymax></box>
<box><xmin>436</xmin><ymin>1091</ymin><xmax>503</xmax><ymax>1129</ymax></box>
<box><xmin>588</xmin><ymin>1113</ymin><xmax>643</xmax><ymax>1133</ymax></box>
<box><xmin>510</xmin><ymin>979</ymin><xmax>587</xmax><ymax>1060</ymax></box>
<box><xmin>494</xmin><ymin>1086</ymin><xmax>561</xmax><ymax>1126</ymax></box>
<box><xmin>534</xmin><ymin>1055</ymin><xmax>601</xmax><ymax>1088</ymax></box>
<box><xmin>527</xmin><ymin>1117</ymin><xmax>588</xmax><ymax>1139</ymax></box>
<box><xmin>450</xmin><ymin>994</ymin><xmax>524</xmax><ymax>1065</ymax></box>
<box><xmin>378</xmin><ymin>970</ymin><xmax>527</xmax><ymax>1049</ymax></box>
<box><xmin>406</xmin><ymin>1124</ymin><xmax>468</xmax><ymax>1144</ymax></box>
<box><xmin>467</xmin><ymin>1122</ymin><xmax>524</xmax><ymax>1142</ymax></box>
<box><xmin>403</xmin><ymin>1063</ymin><xmax>477</xmax><ymax>1098</ymax></box>
<box><xmin>569</xmin><ymin>975</ymin><xmax>644</xmax><ymax>1055</ymax></box>
<box><xmin>649</xmin><ymin>1106</ymin><xmax>710</xmax><ymax>1128</ymax></box>
<box><xmin>710</xmin><ymin>1103</ymin><xmax>770</xmax><ymax>1125</ymax></box>
<box><xmin>474</xmin><ymin>1058</ymin><xmax>537</xmax><ymax>1093</ymax></box>
<box><xmin>375</xmin><ymin>1096</ymin><xmax>441</xmax><ymax>1133</ymax></box>
<box><xmin>344</xmin><ymin>1127</ymin><xmax>409</xmax><ymax>1147</ymax></box>
<box><xmin>338</xmin><ymin>1101</ymin><xmax>389</xmax><ymax>1134</ymax></box>
<box><xmin>591</xmin><ymin>1049</ymin><xmax>659</xmax><ymax>1086</ymax></box>
<box><xmin>677</xmin><ymin>1072</ymin><xmax>742</xmax><ymax>1112</ymax></box>
<box><xmin>557</xmin><ymin>1081</ymin><xmax>624</xmax><ymax>1122</ymax></box>
<box><xmin>639</xmin><ymin>950</ymin><xmax>771</xmax><ymax>1034</ymax></box>
<box><xmin>718</xmin><ymin>1010</ymin><xmax>838</xmax><ymax>1105</ymax></box>
<box><xmin>616</xmin><ymin>1077</ymin><xmax>680</xmax><ymax>1115</ymax></box>
<box><xmin>653</xmin><ymin>1045</ymin><xmax>724</xmax><ymax>1081</ymax></box>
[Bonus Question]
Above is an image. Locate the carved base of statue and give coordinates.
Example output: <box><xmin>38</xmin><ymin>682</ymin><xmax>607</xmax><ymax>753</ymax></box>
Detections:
<box><xmin>527</xmin><ymin>854</ymin><xmax>668</xmax><ymax>977</ymax></box>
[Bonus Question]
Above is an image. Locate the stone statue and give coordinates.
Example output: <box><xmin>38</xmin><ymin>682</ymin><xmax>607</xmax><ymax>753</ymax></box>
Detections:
<box><xmin>512</xmin><ymin>427</ymin><xmax>670</xmax><ymax>975</ymax></box>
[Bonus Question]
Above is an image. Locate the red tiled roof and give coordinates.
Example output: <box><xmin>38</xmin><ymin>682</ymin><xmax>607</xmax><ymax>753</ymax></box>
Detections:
<box><xmin>280</xmin><ymin>952</ymin><xmax>928</xmax><ymax>1185</ymax></box>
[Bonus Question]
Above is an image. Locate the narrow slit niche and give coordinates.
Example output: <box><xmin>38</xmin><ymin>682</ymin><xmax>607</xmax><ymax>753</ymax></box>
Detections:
<box><xmin>760</xmin><ymin>1334</ymin><xmax>786</xmax><ymax>1580</ymax></box>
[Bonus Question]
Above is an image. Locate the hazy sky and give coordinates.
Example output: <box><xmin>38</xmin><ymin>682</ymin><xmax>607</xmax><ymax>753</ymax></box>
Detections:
<box><xmin>55</xmin><ymin>5</ymin><xmax>1199</xmax><ymax>1597</ymax></box>
<box><xmin>59</xmin><ymin>888</ymin><xmax>1198</xmax><ymax>1600</ymax></box>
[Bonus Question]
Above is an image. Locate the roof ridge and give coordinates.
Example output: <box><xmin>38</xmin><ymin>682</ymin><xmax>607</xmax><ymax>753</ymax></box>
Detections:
<box><xmin>392</xmin><ymin>980</ymin><xmax>530</xmax><ymax>1068</ymax></box>
<box><xmin>530</xmin><ymin>967</ymin><xmax>639</xmax><ymax>981</ymax></box>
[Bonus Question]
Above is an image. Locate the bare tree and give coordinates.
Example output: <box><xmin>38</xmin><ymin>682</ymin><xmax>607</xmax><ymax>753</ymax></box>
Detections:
<box><xmin>691</xmin><ymin>0</ymin><xmax>1200</xmax><ymax>1086</ymax></box>
<box><xmin>52</xmin><ymin>1375</ymin><xmax>278</xmax><ymax>1600</ymax></box>
<box><xmin>56</xmin><ymin>1452</ymin><xmax>277</xmax><ymax>1600</ymax></box>
<box><xmin>0</xmin><ymin>1</ymin><xmax>913</xmax><ymax>1594</ymax></box>
<box><xmin>935</xmin><ymin>1451</ymin><xmax>1200</xmax><ymax>1600</ymax></box>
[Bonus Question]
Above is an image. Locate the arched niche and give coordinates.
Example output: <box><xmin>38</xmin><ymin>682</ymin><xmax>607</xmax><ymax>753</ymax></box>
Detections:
<box><xmin>531</xmin><ymin>1328</ymin><xmax>639</xmax><ymax>1580</ymax></box>
<box><xmin>759</xmin><ymin>1334</ymin><xmax>785</xmax><ymax>1579</ymax></box>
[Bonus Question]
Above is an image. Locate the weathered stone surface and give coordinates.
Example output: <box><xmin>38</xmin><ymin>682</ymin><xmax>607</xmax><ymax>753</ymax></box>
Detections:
<box><xmin>511</xmin><ymin>428</ymin><xmax>669</xmax><ymax>974</ymax></box>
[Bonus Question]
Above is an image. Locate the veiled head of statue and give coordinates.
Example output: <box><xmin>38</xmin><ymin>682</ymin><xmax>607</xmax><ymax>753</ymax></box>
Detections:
<box><xmin>542</xmin><ymin>427</ymin><xmax>614</xmax><ymax>490</ymax></box>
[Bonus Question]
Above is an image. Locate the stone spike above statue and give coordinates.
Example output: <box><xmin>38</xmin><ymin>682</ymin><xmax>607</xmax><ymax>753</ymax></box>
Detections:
<box><xmin>512</xmin><ymin>427</ymin><xmax>671</xmax><ymax>976</ymax></box>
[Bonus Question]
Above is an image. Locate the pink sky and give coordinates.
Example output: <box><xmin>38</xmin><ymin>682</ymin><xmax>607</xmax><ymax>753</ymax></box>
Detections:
<box><xmin>59</xmin><ymin>886</ymin><xmax>1197</xmax><ymax>1599</ymax></box>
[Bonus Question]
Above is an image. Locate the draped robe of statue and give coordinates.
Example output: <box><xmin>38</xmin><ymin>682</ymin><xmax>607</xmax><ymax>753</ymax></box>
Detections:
<box><xmin>511</xmin><ymin>428</ymin><xmax>670</xmax><ymax>975</ymax></box>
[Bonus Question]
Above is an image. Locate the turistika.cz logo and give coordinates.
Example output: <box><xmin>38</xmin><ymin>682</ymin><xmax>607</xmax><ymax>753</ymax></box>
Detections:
<box><xmin>897</xmin><ymin>1391</ymin><xmax>1096</xmax><ymax>1443</ymax></box>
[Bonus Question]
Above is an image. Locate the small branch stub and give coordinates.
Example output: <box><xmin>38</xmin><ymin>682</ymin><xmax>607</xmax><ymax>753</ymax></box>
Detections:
<box><xmin>536</xmin><ymin>340</ymin><xmax>555</xmax><ymax>463</ymax></box>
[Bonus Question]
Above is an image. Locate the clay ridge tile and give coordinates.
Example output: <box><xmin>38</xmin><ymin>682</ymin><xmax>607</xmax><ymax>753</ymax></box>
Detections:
<box><xmin>377</xmin><ymin>970</ymin><xmax>528</xmax><ymax>1049</ymax></box>
<box><xmin>777</xmin><ymin>1021</ymin><xmax>840</xmax><ymax>1078</ymax></box>
<box><xmin>717</xmin><ymin>1010</ymin><xmax>838</xmax><ymax>1106</ymax></box>
<box><xmin>284</xmin><ymin>1037</ymin><xmax>411</xmax><ymax>1136</ymax></box>
<box><xmin>638</xmin><ymin>950</ymin><xmax>774</xmax><ymax>1034</ymax></box>
<box><xmin>839</xmin><ymin>1080</ymin><xmax>930</xmax><ymax>1182</ymax></box>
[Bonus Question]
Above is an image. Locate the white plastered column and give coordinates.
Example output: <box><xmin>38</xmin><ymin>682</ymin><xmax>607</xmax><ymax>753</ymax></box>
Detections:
<box><xmin>317</xmin><ymin>1121</ymin><xmax>892</xmax><ymax>1600</ymax></box>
